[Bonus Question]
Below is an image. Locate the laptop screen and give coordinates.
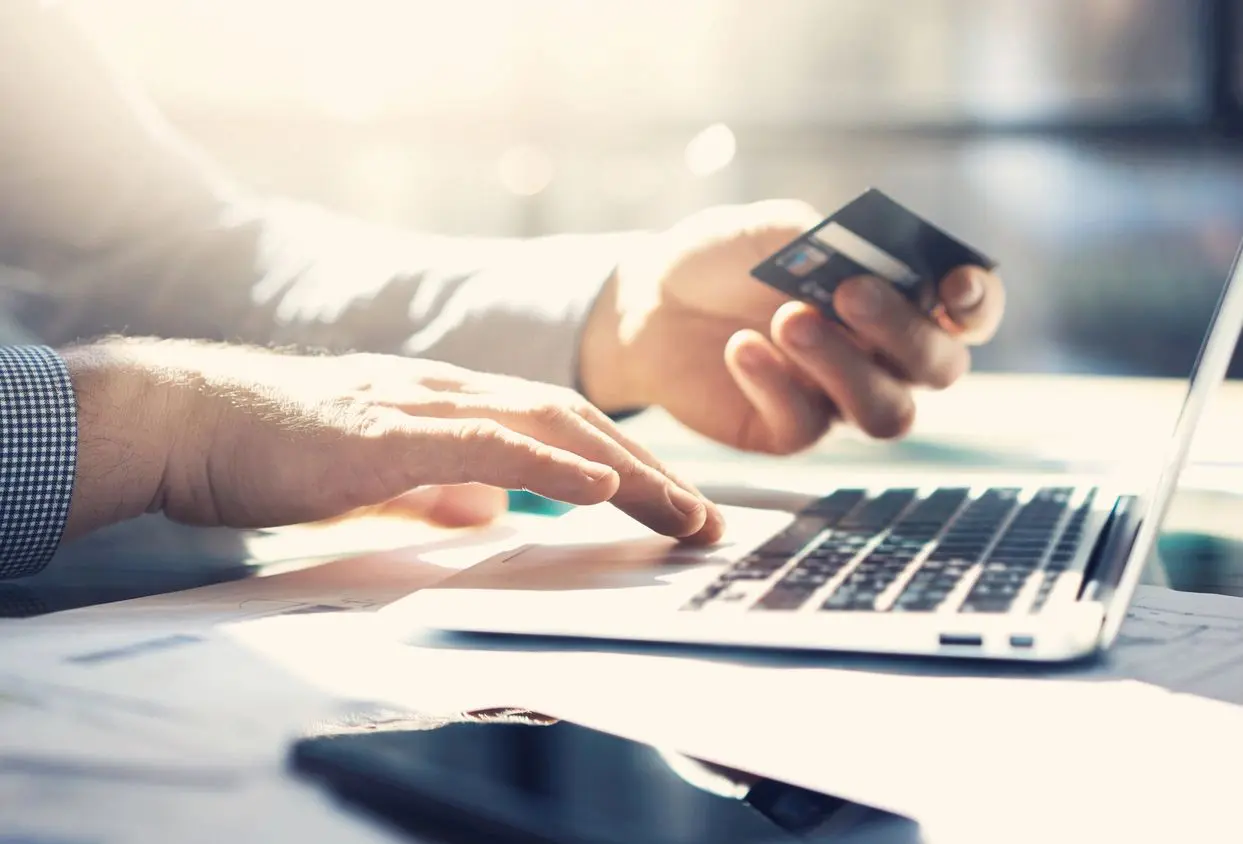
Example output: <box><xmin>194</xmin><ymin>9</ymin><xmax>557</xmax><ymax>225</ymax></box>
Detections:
<box><xmin>1100</xmin><ymin>237</ymin><xmax>1243</xmax><ymax>642</ymax></box>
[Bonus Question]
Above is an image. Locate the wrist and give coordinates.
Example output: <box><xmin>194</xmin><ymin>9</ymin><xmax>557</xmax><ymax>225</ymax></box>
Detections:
<box><xmin>579</xmin><ymin>268</ymin><xmax>630</xmax><ymax>413</ymax></box>
<box><xmin>60</xmin><ymin>339</ymin><xmax>180</xmax><ymax>540</ymax></box>
<box><xmin>579</xmin><ymin>259</ymin><xmax>654</xmax><ymax>416</ymax></box>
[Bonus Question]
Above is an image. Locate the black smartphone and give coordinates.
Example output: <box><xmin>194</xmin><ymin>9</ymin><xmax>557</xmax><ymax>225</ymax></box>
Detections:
<box><xmin>290</xmin><ymin>720</ymin><xmax>918</xmax><ymax>844</ymax></box>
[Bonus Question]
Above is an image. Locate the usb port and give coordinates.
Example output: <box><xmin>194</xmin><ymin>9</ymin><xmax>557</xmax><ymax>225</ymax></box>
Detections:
<box><xmin>939</xmin><ymin>633</ymin><xmax>982</xmax><ymax>647</ymax></box>
<box><xmin>1009</xmin><ymin>635</ymin><xmax>1035</xmax><ymax>649</ymax></box>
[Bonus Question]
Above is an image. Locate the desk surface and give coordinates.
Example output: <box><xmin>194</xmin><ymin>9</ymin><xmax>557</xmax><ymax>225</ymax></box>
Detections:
<box><xmin>4</xmin><ymin>372</ymin><xmax>1243</xmax><ymax>844</ymax></box>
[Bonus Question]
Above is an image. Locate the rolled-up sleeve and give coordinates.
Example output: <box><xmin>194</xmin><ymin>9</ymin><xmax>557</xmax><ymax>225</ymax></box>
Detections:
<box><xmin>0</xmin><ymin>1</ymin><xmax>640</xmax><ymax>394</ymax></box>
<box><xmin>0</xmin><ymin>346</ymin><xmax>76</xmax><ymax>579</ymax></box>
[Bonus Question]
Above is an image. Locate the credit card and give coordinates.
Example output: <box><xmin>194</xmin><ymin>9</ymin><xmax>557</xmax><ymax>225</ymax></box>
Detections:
<box><xmin>750</xmin><ymin>188</ymin><xmax>996</xmax><ymax>323</ymax></box>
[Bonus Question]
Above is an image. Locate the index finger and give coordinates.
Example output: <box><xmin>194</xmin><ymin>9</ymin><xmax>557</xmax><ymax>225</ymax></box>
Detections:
<box><xmin>382</xmin><ymin>418</ymin><xmax>622</xmax><ymax>506</ymax></box>
<box><xmin>937</xmin><ymin>265</ymin><xmax>1006</xmax><ymax>344</ymax></box>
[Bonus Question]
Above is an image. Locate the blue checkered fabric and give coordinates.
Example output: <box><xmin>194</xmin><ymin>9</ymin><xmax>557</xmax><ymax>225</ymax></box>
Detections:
<box><xmin>0</xmin><ymin>346</ymin><xmax>76</xmax><ymax>578</ymax></box>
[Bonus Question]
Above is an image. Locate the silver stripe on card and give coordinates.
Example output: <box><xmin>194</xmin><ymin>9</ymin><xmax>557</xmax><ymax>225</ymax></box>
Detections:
<box><xmin>811</xmin><ymin>222</ymin><xmax>921</xmax><ymax>287</ymax></box>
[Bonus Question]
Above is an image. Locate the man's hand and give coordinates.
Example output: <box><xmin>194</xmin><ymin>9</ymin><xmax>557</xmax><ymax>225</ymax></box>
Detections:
<box><xmin>60</xmin><ymin>339</ymin><xmax>723</xmax><ymax>543</ymax></box>
<box><xmin>580</xmin><ymin>200</ymin><xmax>1006</xmax><ymax>453</ymax></box>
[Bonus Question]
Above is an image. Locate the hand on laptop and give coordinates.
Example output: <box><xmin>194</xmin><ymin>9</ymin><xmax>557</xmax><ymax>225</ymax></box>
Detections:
<box><xmin>61</xmin><ymin>339</ymin><xmax>723</xmax><ymax>544</ymax></box>
<box><xmin>579</xmin><ymin>200</ymin><xmax>1005</xmax><ymax>454</ymax></box>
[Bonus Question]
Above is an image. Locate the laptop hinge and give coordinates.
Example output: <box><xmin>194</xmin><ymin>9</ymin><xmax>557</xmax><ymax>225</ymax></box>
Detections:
<box><xmin>1079</xmin><ymin>495</ymin><xmax>1142</xmax><ymax>604</ymax></box>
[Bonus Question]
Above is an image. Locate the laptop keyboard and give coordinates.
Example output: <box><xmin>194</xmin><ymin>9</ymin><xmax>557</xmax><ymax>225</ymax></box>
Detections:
<box><xmin>682</xmin><ymin>486</ymin><xmax>1099</xmax><ymax>615</ymax></box>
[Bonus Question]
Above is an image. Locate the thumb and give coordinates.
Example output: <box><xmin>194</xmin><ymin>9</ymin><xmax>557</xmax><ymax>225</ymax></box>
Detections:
<box><xmin>378</xmin><ymin>484</ymin><xmax>510</xmax><ymax>527</ymax></box>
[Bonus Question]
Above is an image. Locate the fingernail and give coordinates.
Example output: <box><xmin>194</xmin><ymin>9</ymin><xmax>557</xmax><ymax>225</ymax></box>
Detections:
<box><xmin>667</xmin><ymin>485</ymin><xmax>706</xmax><ymax>518</ymax></box>
<box><xmin>949</xmin><ymin>272</ymin><xmax>984</xmax><ymax>310</ymax></box>
<box><xmin>582</xmin><ymin>462</ymin><xmax>616</xmax><ymax>483</ymax></box>
<box><xmin>783</xmin><ymin>315</ymin><xmax>824</xmax><ymax>349</ymax></box>
<box><xmin>840</xmin><ymin>276</ymin><xmax>884</xmax><ymax>320</ymax></box>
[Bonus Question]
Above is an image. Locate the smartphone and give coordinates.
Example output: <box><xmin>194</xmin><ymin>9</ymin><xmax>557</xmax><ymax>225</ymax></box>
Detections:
<box><xmin>290</xmin><ymin>720</ymin><xmax>919</xmax><ymax>844</ymax></box>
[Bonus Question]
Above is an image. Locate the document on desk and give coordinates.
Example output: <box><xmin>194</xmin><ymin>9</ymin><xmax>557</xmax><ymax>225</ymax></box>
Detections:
<box><xmin>0</xmin><ymin>766</ymin><xmax>410</xmax><ymax>844</ymax></box>
<box><xmin>0</xmin><ymin>670</ymin><xmax>251</xmax><ymax>772</ymax></box>
<box><xmin>380</xmin><ymin>585</ymin><xmax>1243</xmax><ymax>843</ymax></box>
<box><xmin>2</xmin><ymin>516</ymin><xmax>531</xmax><ymax>634</ymax></box>
<box><xmin>1106</xmin><ymin>584</ymin><xmax>1243</xmax><ymax>700</ymax></box>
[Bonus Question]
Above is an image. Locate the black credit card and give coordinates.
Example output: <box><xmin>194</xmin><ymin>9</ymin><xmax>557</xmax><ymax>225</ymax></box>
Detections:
<box><xmin>750</xmin><ymin>188</ymin><xmax>996</xmax><ymax>322</ymax></box>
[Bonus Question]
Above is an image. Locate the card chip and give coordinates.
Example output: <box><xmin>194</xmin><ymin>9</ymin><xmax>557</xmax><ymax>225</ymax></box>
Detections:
<box><xmin>776</xmin><ymin>244</ymin><xmax>829</xmax><ymax>277</ymax></box>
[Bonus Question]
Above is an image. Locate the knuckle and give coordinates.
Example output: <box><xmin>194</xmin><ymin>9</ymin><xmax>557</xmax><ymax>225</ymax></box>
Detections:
<box><xmin>528</xmin><ymin>399</ymin><xmax>573</xmax><ymax>428</ymax></box>
<box><xmin>449</xmin><ymin>420</ymin><xmax>513</xmax><ymax>480</ymax></box>
<box><xmin>564</xmin><ymin>391</ymin><xmax>598</xmax><ymax>418</ymax></box>
<box><xmin>326</xmin><ymin>396</ymin><xmax>390</xmax><ymax>439</ymax></box>
<box><xmin>542</xmin><ymin>386</ymin><xmax>593</xmax><ymax>416</ymax></box>
<box><xmin>457</xmin><ymin>418</ymin><xmax>506</xmax><ymax>446</ymax></box>
<box><xmin>526</xmin><ymin>440</ymin><xmax>566</xmax><ymax>469</ymax></box>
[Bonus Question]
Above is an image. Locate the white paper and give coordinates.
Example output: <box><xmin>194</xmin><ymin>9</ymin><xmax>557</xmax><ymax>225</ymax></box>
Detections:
<box><xmin>512</xmin><ymin>655</ymin><xmax>1243</xmax><ymax>843</ymax></box>
<box><xmin>1104</xmin><ymin>585</ymin><xmax>1243</xmax><ymax>699</ymax></box>
<box><xmin>0</xmin><ymin>518</ymin><xmax>540</xmax><ymax>774</ymax></box>
<box><xmin>3</xmin><ymin>516</ymin><xmax>535</xmax><ymax>634</ymax></box>
<box><xmin>371</xmin><ymin>584</ymin><xmax>1243</xmax><ymax>842</ymax></box>
<box><xmin>0</xmin><ymin>671</ymin><xmax>249</xmax><ymax>773</ymax></box>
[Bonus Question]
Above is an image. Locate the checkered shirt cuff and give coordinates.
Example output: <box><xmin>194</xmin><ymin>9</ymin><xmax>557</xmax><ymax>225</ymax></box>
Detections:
<box><xmin>0</xmin><ymin>346</ymin><xmax>77</xmax><ymax>578</ymax></box>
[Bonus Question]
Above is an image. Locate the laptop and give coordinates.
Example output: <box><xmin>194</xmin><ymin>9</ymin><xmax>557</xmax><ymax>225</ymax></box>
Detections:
<box><xmin>390</xmin><ymin>240</ymin><xmax>1243</xmax><ymax>663</ymax></box>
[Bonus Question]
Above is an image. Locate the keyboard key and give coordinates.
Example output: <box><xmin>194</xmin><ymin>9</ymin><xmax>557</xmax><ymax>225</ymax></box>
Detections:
<box><xmin>887</xmin><ymin>489</ymin><xmax>1025</xmax><ymax>611</ymax></box>
<box><xmin>722</xmin><ymin>555</ymin><xmax>788</xmax><ymax>581</ymax></box>
<box><xmin>756</xmin><ymin>585</ymin><xmax>816</xmax><ymax>611</ymax></box>
<box><xmin>961</xmin><ymin>597</ymin><xmax>1015</xmax><ymax>613</ymax></box>
<box><xmin>722</xmin><ymin>568</ymin><xmax>781</xmax><ymax>582</ymax></box>
<box><xmin>754</xmin><ymin>515</ymin><xmax>835</xmax><ymax>556</ymax></box>
<box><xmin>819</xmin><ymin>487</ymin><xmax>972</xmax><ymax>612</ymax></box>
<box><xmin>894</xmin><ymin>589</ymin><xmax>948</xmax><ymax>611</ymax></box>
<box><xmin>681</xmin><ymin>582</ymin><xmax>727</xmax><ymax>610</ymax></box>
<box><xmin>821</xmin><ymin>589</ymin><xmax>880</xmax><ymax>611</ymax></box>
<box><xmin>779</xmin><ymin>568</ymin><xmax>834</xmax><ymax>587</ymax></box>
<box><xmin>802</xmin><ymin>489</ymin><xmax>867</xmax><ymax>521</ymax></box>
<box><xmin>1028</xmin><ymin>570</ymin><xmax>1061</xmax><ymax>613</ymax></box>
<box><xmin>962</xmin><ymin>491</ymin><xmax>1067</xmax><ymax>611</ymax></box>
<box><xmin>837</xmin><ymin>489</ymin><xmax>918</xmax><ymax>532</ymax></box>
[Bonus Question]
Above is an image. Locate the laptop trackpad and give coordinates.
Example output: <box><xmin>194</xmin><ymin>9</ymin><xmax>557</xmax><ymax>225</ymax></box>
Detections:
<box><xmin>430</xmin><ymin>505</ymin><xmax>793</xmax><ymax>594</ymax></box>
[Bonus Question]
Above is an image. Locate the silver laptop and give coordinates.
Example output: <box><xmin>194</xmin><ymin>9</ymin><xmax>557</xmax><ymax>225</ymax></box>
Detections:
<box><xmin>391</xmin><ymin>242</ymin><xmax>1243</xmax><ymax>663</ymax></box>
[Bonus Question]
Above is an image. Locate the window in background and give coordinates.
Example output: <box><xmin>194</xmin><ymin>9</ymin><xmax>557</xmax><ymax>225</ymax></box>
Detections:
<box><xmin>75</xmin><ymin>0</ymin><xmax>1206</xmax><ymax>129</ymax></box>
<box><xmin>69</xmin><ymin>0</ymin><xmax>1243</xmax><ymax>377</ymax></box>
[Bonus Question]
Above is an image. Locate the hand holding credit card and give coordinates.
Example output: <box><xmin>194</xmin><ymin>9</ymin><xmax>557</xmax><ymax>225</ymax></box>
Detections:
<box><xmin>578</xmin><ymin>192</ymin><xmax>1005</xmax><ymax>457</ymax></box>
<box><xmin>751</xmin><ymin>188</ymin><xmax>997</xmax><ymax>329</ymax></box>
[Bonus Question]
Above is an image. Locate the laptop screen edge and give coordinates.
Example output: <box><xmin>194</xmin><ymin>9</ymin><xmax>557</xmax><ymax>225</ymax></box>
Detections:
<box><xmin>1099</xmin><ymin>237</ymin><xmax>1243</xmax><ymax>645</ymax></box>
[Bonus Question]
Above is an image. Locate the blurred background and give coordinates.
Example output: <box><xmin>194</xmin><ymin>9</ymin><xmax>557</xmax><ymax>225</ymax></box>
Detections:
<box><xmin>70</xmin><ymin>0</ymin><xmax>1243</xmax><ymax>379</ymax></box>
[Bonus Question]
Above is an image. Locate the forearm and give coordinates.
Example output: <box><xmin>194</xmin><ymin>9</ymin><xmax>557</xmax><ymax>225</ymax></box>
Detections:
<box><xmin>26</xmin><ymin>197</ymin><xmax>638</xmax><ymax>390</ymax></box>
